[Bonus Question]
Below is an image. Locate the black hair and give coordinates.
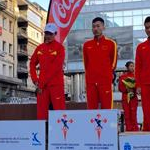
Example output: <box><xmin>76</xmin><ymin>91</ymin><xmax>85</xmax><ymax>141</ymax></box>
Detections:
<box><xmin>144</xmin><ymin>16</ymin><xmax>150</xmax><ymax>24</ymax></box>
<box><xmin>125</xmin><ymin>61</ymin><xmax>134</xmax><ymax>68</ymax></box>
<box><xmin>92</xmin><ymin>17</ymin><xmax>104</xmax><ymax>25</ymax></box>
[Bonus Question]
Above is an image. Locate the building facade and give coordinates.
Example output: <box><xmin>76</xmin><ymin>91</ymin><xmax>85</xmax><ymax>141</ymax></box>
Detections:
<box><xmin>0</xmin><ymin>0</ymin><xmax>47</xmax><ymax>102</ymax></box>
<box><xmin>65</xmin><ymin>0</ymin><xmax>149</xmax><ymax>101</ymax></box>
<box><xmin>17</xmin><ymin>0</ymin><xmax>47</xmax><ymax>98</ymax></box>
<box><xmin>0</xmin><ymin>0</ymin><xmax>21</xmax><ymax>101</ymax></box>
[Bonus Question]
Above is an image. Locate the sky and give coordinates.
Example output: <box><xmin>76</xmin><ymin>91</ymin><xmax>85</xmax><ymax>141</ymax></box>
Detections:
<box><xmin>30</xmin><ymin>0</ymin><xmax>50</xmax><ymax>10</ymax></box>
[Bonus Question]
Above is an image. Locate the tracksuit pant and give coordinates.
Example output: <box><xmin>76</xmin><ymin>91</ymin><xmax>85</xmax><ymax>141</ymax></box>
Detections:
<box><xmin>37</xmin><ymin>84</ymin><xmax>66</xmax><ymax>120</ymax></box>
<box><xmin>141</xmin><ymin>84</ymin><xmax>150</xmax><ymax>131</ymax></box>
<box><xmin>122</xmin><ymin>96</ymin><xmax>139</xmax><ymax>131</ymax></box>
<box><xmin>86</xmin><ymin>83</ymin><xmax>113</xmax><ymax>109</ymax></box>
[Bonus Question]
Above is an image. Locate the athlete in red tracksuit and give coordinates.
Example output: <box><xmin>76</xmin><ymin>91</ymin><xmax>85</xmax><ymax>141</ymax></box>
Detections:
<box><xmin>135</xmin><ymin>16</ymin><xmax>150</xmax><ymax>131</ymax></box>
<box><xmin>30</xmin><ymin>23</ymin><xmax>66</xmax><ymax>120</ymax></box>
<box><xmin>83</xmin><ymin>17</ymin><xmax>117</xmax><ymax>109</ymax></box>
<box><xmin>119</xmin><ymin>61</ymin><xmax>139</xmax><ymax>131</ymax></box>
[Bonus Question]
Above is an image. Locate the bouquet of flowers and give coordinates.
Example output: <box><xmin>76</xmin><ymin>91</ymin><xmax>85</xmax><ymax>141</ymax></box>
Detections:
<box><xmin>122</xmin><ymin>77</ymin><xmax>136</xmax><ymax>103</ymax></box>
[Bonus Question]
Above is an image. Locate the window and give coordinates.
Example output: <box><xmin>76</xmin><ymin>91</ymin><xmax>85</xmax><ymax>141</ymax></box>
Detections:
<box><xmin>123</xmin><ymin>10</ymin><xmax>132</xmax><ymax>16</ymax></box>
<box><xmin>133</xmin><ymin>10</ymin><xmax>142</xmax><ymax>16</ymax></box>
<box><xmin>106</xmin><ymin>18</ymin><xmax>114</xmax><ymax>27</ymax></box>
<box><xmin>27</xmin><ymin>10</ymin><xmax>41</xmax><ymax>28</ymax></box>
<box><xmin>9</xmin><ymin>43</ymin><xmax>13</xmax><ymax>54</ymax></box>
<box><xmin>114</xmin><ymin>0</ymin><xmax>122</xmax><ymax>3</ymax></box>
<box><xmin>104</xmin><ymin>0</ymin><xmax>113</xmax><ymax>4</ymax></box>
<box><xmin>75</xmin><ymin>17</ymin><xmax>85</xmax><ymax>29</ymax></box>
<box><xmin>36</xmin><ymin>32</ymin><xmax>39</xmax><ymax>39</ymax></box>
<box><xmin>2</xmin><ymin>17</ymin><xmax>7</xmax><ymax>29</ymax></box>
<box><xmin>114</xmin><ymin>11</ymin><xmax>123</xmax><ymax>17</ymax></box>
<box><xmin>85</xmin><ymin>1</ymin><xmax>90</xmax><ymax>5</ymax></box>
<box><xmin>133</xmin><ymin>16</ymin><xmax>142</xmax><ymax>26</ymax></box>
<box><xmin>133</xmin><ymin>25</ymin><xmax>143</xmax><ymax>30</ymax></box>
<box><xmin>124</xmin><ymin>17</ymin><xmax>133</xmax><ymax>26</ymax></box>
<box><xmin>2</xmin><ymin>64</ymin><xmax>6</xmax><ymax>75</ymax></box>
<box><xmin>143</xmin><ymin>15</ymin><xmax>148</xmax><ymax>22</ymax></box>
<box><xmin>2</xmin><ymin>41</ymin><xmax>6</xmax><ymax>52</ymax></box>
<box><xmin>114</xmin><ymin>17</ymin><xmax>123</xmax><ymax>26</ymax></box>
<box><xmin>84</xmin><ymin>13</ymin><xmax>95</xmax><ymax>29</ymax></box>
<box><xmin>95</xmin><ymin>0</ymin><xmax>103</xmax><ymax>4</ymax></box>
<box><xmin>9</xmin><ymin>66</ymin><xmax>13</xmax><ymax>77</ymax></box>
<box><xmin>123</xmin><ymin>0</ymin><xmax>132</xmax><ymax>2</ymax></box>
<box><xmin>9</xmin><ymin>20</ymin><xmax>13</xmax><ymax>33</ymax></box>
<box><xmin>105</xmin><ymin>12</ymin><xmax>113</xmax><ymax>18</ymax></box>
<box><xmin>143</xmin><ymin>9</ymin><xmax>150</xmax><ymax>15</ymax></box>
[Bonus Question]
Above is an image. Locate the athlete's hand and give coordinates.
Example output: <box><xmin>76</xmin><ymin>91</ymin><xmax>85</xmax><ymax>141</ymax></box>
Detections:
<box><xmin>34</xmin><ymin>82</ymin><xmax>42</xmax><ymax>94</ymax></box>
<box><xmin>34</xmin><ymin>81</ymin><xmax>38</xmax><ymax>86</ymax></box>
<box><xmin>36</xmin><ymin>88</ymin><xmax>42</xmax><ymax>94</ymax></box>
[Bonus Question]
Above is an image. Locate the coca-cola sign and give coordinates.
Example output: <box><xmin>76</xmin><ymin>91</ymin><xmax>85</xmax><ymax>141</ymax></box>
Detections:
<box><xmin>47</xmin><ymin>0</ymin><xmax>86</xmax><ymax>43</ymax></box>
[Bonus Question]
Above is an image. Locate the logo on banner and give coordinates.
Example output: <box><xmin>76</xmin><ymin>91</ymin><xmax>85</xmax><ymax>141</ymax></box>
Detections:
<box><xmin>47</xmin><ymin>0</ymin><xmax>86</xmax><ymax>43</ymax></box>
<box><xmin>52</xmin><ymin>0</ymin><xmax>81</xmax><ymax>28</ymax></box>
<box><xmin>90</xmin><ymin>114</ymin><xmax>107</xmax><ymax>140</ymax></box>
<box><xmin>57</xmin><ymin>114</ymin><xmax>74</xmax><ymax>140</ymax></box>
<box><xmin>32</xmin><ymin>132</ymin><xmax>42</xmax><ymax>146</ymax></box>
<box><xmin>124</xmin><ymin>143</ymin><xmax>131</xmax><ymax>150</ymax></box>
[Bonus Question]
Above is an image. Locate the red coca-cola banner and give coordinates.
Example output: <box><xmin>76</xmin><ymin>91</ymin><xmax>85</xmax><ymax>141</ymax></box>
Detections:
<box><xmin>47</xmin><ymin>0</ymin><xmax>86</xmax><ymax>43</ymax></box>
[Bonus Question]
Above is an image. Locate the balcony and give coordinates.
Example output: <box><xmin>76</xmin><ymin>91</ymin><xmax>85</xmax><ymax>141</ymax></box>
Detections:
<box><xmin>17</xmin><ymin>64</ymin><xmax>28</xmax><ymax>79</ymax></box>
<box><xmin>18</xmin><ymin>11</ymin><xmax>28</xmax><ymax>22</ymax></box>
<box><xmin>0</xmin><ymin>74</ymin><xmax>22</xmax><ymax>85</ymax></box>
<box><xmin>18</xmin><ymin>21</ymin><xmax>28</xmax><ymax>28</ymax></box>
<box><xmin>18</xmin><ymin>2</ymin><xmax>28</xmax><ymax>10</ymax></box>
<box><xmin>17</xmin><ymin>44</ymin><xmax>28</xmax><ymax>56</ymax></box>
<box><xmin>17</xmin><ymin>64</ymin><xmax>28</xmax><ymax>73</ymax></box>
<box><xmin>0</xmin><ymin>0</ymin><xmax>7</xmax><ymax>10</ymax></box>
<box><xmin>18</xmin><ymin>28</ymin><xmax>28</xmax><ymax>39</ymax></box>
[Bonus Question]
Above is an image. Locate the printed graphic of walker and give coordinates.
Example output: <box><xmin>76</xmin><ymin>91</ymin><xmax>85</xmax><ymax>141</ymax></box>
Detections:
<box><xmin>57</xmin><ymin>114</ymin><xmax>74</xmax><ymax>140</ymax></box>
<box><xmin>32</xmin><ymin>132</ymin><xmax>42</xmax><ymax>146</ymax></box>
<box><xmin>124</xmin><ymin>142</ymin><xmax>131</xmax><ymax>150</ymax></box>
<box><xmin>90</xmin><ymin>114</ymin><xmax>108</xmax><ymax>140</ymax></box>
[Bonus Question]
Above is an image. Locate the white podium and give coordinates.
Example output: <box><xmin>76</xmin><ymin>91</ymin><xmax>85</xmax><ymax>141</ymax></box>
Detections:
<box><xmin>48</xmin><ymin>110</ymin><xmax>118</xmax><ymax>150</ymax></box>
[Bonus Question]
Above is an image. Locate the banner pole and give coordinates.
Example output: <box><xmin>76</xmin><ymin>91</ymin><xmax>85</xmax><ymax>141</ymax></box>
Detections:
<box><xmin>46</xmin><ymin>0</ymin><xmax>52</xmax><ymax>23</ymax></box>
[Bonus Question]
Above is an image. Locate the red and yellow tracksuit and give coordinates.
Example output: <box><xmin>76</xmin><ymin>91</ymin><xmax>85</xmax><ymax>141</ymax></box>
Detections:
<box><xmin>119</xmin><ymin>72</ymin><xmax>139</xmax><ymax>131</ymax></box>
<box><xmin>83</xmin><ymin>35</ymin><xmax>117</xmax><ymax>109</ymax></box>
<box><xmin>135</xmin><ymin>38</ymin><xmax>150</xmax><ymax>131</ymax></box>
<box><xmin>30</xmin><ymin>40</ymin><xmax>66</xmax><ymax>120</ymax></box>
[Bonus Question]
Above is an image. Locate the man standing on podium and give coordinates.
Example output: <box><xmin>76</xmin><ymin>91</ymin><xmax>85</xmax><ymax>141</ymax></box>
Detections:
<box><xmin>135</xmin><ymin>16</ymin><xmax>150</xmax><ymax>131</ymax></box>
<box><xmin>30</xmin><ymin>23</ymin><xmax>66</xmax><ymax>120</ymax></box>
<box><xmin>83</xmin><ymin>17</ymin><xmax>117</xmax><ymax>109</ymax></box>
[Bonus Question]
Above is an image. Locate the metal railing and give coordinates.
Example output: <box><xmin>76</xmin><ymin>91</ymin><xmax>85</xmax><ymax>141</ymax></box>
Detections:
<box><xmin>17</xmin><ymin>64</ymin><xmax>28</xmax><ymax>73</ymax></box>
<box><xmin>18</xmin><ymin>28</ymin><xmax>27</xmax><ymax>38</ymax></box>
<box><xmin>18</xmin><ymin>45</ymin><xmax>28</xmax><ymax>55</ymax></box>
<box><xmin>0</xmin><ymin>0</ymin><xmax>7</xmax><ymax>10</ymax></box>
<box><xmin>18</xmin><ymin>11</ymin><xmax>28</xmax><ymax>21</ymax></box>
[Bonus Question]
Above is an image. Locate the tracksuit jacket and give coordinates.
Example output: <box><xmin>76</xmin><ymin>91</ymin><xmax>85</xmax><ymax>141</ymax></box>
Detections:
<box><xmin>30</xmin><ymin>40</ymin><xmax>66</xmax><ymax>120</ymax></box>
<box><xmin>135</xmin><ymin>38</ymin><xmax>150</xmax><ymax>131</ymax></box>
<box><xmin>83</xmin><ymin>35</ymin><xmax>117</xmax><ymax>109</ymax></box>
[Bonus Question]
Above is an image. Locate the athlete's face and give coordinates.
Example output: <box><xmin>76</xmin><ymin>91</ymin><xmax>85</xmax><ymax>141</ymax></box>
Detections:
<box><xmin>145</xmin><ymin>22</ymin><xmax>150</xmax><ymax>38</ymax></box>
<box><xmin>44</xmin><ymin>31</ymin><xmax>56</xmax><ymax>43</ymax></box>
<box><xmin>92</xmin><ymin>21</ymin><xmax>105</xmax><ymax>37</ymax></box>
<box><xmin>127</xmin><ymin>63</ymin><xmax>134</xmax><ymax>73</ymax></box>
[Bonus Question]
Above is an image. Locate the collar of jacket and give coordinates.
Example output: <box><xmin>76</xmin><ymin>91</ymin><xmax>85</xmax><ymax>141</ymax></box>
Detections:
<box><xmin>45</xmin><ymin>40</ymin><xmax>56</xmax><ymax>46</ymax></box>
<box><xmin>147</xmin><ymin>37</ymin><xmax>150</xmax><ymax>42</ymax></box>
<box><xmin>94</xmin><ymin>35</ymin><xmax>105</xmax><ymax>43</ymax></box>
